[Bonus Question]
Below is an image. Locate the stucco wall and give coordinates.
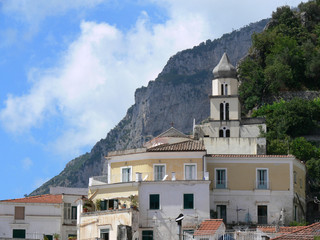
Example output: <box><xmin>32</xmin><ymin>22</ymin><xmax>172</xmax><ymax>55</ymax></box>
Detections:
<box><xmin>79</xmin><ymin>210</ymin><xmax>135</xmax><ymax>240</ymax></box>
<box><xmin>210</xmin><ymin>97</ymin><xmax>241</xmax><ymax>121</ymax></box>
<box><xmin>109</xmin><ymin>153</ymin><xmax>204</xmax><ymax>183</ymax></box>
<box><xmin>204</xmin><ymin>137</ymin><xmax>262</xmax><ymax>154</ymax></box>
<box><xmin>208</xmin><ymin>162</ymin><xmax>291</xmax><ymax>191</ymax></box>
<box><xmin>211</xmin><ymin>191</ymin><xmax>294</xmax><ymax>225</ymax></box>
<box><xmin>138</xmin><ymin>181</ymin><xmax>210</xmax><ymax>240</ymax></box>
<box><xmin>0</xmin><ymin>203</ymin><xmax>62</xmax><ymax>240</ymax></box>
<box><xmin>212</xmin><ymin>78</ymin><xmax>238</xmax><ymax>96</ymax></box>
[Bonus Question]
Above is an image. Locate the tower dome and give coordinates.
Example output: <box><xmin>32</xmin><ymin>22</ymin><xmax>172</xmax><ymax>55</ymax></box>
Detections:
<box><xmin>212</xmin><ymin>52</ymin><xmax>237</xmax><ymax>79</ymax></box>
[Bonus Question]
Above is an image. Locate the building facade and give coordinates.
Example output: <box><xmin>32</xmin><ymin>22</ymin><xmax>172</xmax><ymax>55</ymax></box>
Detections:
<box><xmin>0</xmin><ymin>188</ymin><xmax>87</xmax><ymax>240</ymax></box>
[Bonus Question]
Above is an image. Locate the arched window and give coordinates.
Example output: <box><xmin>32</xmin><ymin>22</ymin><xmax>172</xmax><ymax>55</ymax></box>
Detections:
<box><xmin>221</xmin><ymin>83</ymin><xmax>228</xmax><ymax>95</ymax></box>
<box><xmin>219</xmin><ymin>129</ymin><xmax>224</xmax><ymax>137</ymax></box>
<box><xmin>219</xmin><ymin>127</ymin><xmax>230</xmax><ymax>138</ymax></box>
<box><xmin>220</xmin><ymin>102</ymin><xmax>229</xmax><ymax>120</ymax></box>
<box><xmin>226</xmin><ymin>103</ymin><xmax>229</xmax><ymax>120</ymax></box>
<box><xmin>220</xmin><ymin>103</ymin><xmax>224</xmax><ymax>120</ymax></box>
<box><xmin>226</xmin><ymin>129</ymin><xmax>230</xmax><ymax>137</ymax></box>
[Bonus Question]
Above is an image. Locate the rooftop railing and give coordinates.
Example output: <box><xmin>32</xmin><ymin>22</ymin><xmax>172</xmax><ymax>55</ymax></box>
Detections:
<box><xmin>89</xmin><ymin>171</ymin><xmax>210</xmax><ymax>186</ymax></box>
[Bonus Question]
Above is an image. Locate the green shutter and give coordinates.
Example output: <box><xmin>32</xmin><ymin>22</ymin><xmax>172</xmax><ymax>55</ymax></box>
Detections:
<box><xmin>46</xmin><ymin>235</ymin><xmax>53</xmax><ymax>240</ymax></box>
<box><xmin>142</xmin><ymin>230</ymin><xmax>153</xmax><ymax>240</ymax></box>
<box><xmin>184</xmin><ymin>194</ymin><xmax>194</xmax><ymax>209</ymax></box>
<box><xmin>13</xmin><ymin>229</ymin><xmax>26</xmax><ymax>239</ymax></box>
<box><xmin>149</xmin><ymin>194</ymin><xmax>159</xmax><ymax>210</ymax></box>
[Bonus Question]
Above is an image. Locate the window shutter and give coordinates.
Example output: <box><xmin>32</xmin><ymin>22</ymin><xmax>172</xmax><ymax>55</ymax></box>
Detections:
<box><xmin>14</xmin><ymin>206</ymin><xmax>25</xmax><ymax>220</ymax></box>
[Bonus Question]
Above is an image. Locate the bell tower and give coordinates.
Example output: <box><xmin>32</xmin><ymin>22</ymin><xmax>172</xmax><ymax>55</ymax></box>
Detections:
<box><xmin>194</xmin><ymin>52</ymin><xmax>266</xmax><ymax>154</ymax></box>
<box><xmin>210</xmin><ymin>52</ymin><xmax>241</xmax><ymax>137</ymax></box>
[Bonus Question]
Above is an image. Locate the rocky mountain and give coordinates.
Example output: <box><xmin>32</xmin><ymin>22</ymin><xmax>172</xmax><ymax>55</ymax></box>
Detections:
<box><xmin>30</xmin><ymin>19</ymin><xmax>269</xmax><ymax>196</ymax></box>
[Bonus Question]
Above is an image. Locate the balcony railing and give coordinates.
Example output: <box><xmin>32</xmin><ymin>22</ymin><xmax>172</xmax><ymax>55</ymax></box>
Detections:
<box><xmin>90</xmin><ymin>171</ymin><xmax>210</xmax><ymax>186</ymax></box>
<box><xmin>213</xmin><ymin>180</ymin><xmax>228</xmax><ymax>189</ymax></box>
<box><xmin>255</xmin><ymin>180</ymin><xmax>270</xmax><ymax>190</ymax></box>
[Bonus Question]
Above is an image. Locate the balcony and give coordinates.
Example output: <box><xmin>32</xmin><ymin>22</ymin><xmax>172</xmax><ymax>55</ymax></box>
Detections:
<box><xmin>213</xmin><ymin>180</ymin><xmax>228</xmax><ymax>189</ymax></box>
<box><xmin>255</xmin><ymin>180</ymin><xmax>270</xmax><ymax>190</ymax></box>
<box><xmin>63</xmin><ymin>219</ymin><xmax>77</xmax><ymax>226</ymax></box>
<box><xmin>90</xmin><ymin>171</ymin><xmax>210</xmax><ymax>186</ymax></box>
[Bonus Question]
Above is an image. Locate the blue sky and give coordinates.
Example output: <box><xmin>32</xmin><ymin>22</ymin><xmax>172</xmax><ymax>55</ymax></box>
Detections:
<box><xmin>0</xmin><ymin>0</ymin><xmax>307</xmax><ymax>200</ymax></box>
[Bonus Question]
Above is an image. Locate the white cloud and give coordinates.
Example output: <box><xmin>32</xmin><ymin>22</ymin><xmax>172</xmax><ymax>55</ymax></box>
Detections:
<box><xmin>1</xmin><ymin>12</ymin><xmax>213</xmax><ymax>156</ymax></box>
<box><xmin>22</xmin><ymin>157</ymin><xmax>33</xmax><ymax>170</ymax></box>
<box><xmin>0</xmin><ymin>0</ymin><xmax>309</xmax><ymax>157</ymax></box>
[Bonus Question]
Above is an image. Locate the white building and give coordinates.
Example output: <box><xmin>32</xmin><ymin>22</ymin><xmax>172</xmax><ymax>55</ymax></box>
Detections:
<box><xmin>0</xmin><ymin>187</ymin><xmax>87</xmax><ymax>240</ymax></box>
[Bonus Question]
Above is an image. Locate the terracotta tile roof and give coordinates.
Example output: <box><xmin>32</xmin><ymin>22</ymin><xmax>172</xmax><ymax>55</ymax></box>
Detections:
<box><xmin>194</xmin><ymin>219</ymin><xmax>224</xmax><ymax>236</ymax></box>
<box><xmin>271</xmin><ymin>222</ymin><xmax>320</xmax><ymax>239</ymax></box>
<box><xmin>147</xmin><ymin>140</ymin><xmax>205</xmax><ymax>152</ymax></box>
<box><xmin>258</xmin><ymin>226</ymin><xmax>305</xmax><ymax>233</ymax></box>
<box><xmin>0</xmin><ymin>194</ymin><xmax>63</xmax><ymax>204</ymax></box>
<box><xmin>209</xmin><ymin>154</ymin><xmax>295</xmax><ymax>158</ymax></box>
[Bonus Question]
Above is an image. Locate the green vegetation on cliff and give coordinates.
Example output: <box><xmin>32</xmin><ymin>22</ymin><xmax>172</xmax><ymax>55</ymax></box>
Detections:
<box><xmin>238</xmin><ymin>0</ymin><xmax>320</xmax><ymax>111</ymax></box>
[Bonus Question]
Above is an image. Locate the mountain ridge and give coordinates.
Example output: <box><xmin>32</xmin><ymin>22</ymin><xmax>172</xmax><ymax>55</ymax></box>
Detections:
<box><xmin>30</xmin><ymin>18</ymin><xmax>269</xmax><ymax>196</ymax></box>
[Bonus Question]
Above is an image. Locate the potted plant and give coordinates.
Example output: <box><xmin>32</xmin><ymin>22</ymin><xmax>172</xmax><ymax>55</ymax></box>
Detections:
<box><xmin>95</xmin><ymin>199</ymin><xmax>101</xmax><ymax>211</ymax></box>
<box><xmin>129</xmin><ymin>195</ymin><xmax>138</xmax><ymax>210</ymax></box>
<box><xmin>53</xmin><ymin>234</ymin><xmax>60</xmax><ymax>240</ymax></box>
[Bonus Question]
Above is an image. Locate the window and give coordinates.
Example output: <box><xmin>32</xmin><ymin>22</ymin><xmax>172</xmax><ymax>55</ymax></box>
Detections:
<box><xmin>220</xmin><ymin>103</ymin><xmax>224</xmax><ymax>120</ymax></box>
<box><xmin>219</xmin><ymin>129</ymin><xmax>223</xmax><ymax>137</ymax></box>
<box><xmin>14</xmin><ymin>206</ymin><xmax>25</xmax><ymax>220</ymax></box>
<box><xmin>225</xmin><ymin>103</ymin><xmax>229</xmax><ymax>120</ymax></box>
<box><xmin>294</xmin><ymin>171</ymin><xmax>297</xmax><ymax>184</ymax></box>
<box><xmin>257</xmin><ymin>169</ymin><xmax>268</xmax><ymax>189</ymax></box>
<box><xmin>121</xmin><ymin>166</ymin><xmax>132</xmax><ymax>182</ymax></box>
<box><xmin>220</xmin><ymin>102</ymin><xmax>229</xmax><ymax>120</ymax></box>
<box><xmin>183</xmin><ymin>230</ymin><xmax>194</xmax><ymax>240</ymax></box>
<box><xmin>64</xmin><ymin>203</ymin><xmax>71</xmax><ymax>220</ymax></box>
<box><xmin>185</xmin><ymin>164</ymin><xmax>197</xmax><ymax>180</ymax></box>
<box><xmin>216</xmin><ymin>169</ymin><xmax>227</xmax><ymax>189</ymax></box>
<box><xmin>142</xmin><ymin>230</ymin><xmax>153</xmax><ymax>240</ymax></box>
<box><xmin>13</xmin><ymin>229</ymin><xmax>26</xmax><ymax>239</ymax></box>
<box><xmin>100</xmin><ymin>199</ymin><xmax>119</xmax><ymax>210</ymax></box>
<box><xmin>219</xmin><ymin>127</ymin><xmax>230</xmax><ymax>138</ymax></box>
<box><xmin>45</xmin><ymin>235</ymin><xmax>53</xmax><ymax>240</ymax></box>
<box><xmin>183</xmin><ymin>194</ymin><xmax>194</xmax><ymax>209</ymax></box>
<box><xmin>221</xmin><ymin>83</ymin><xmax>228</xmax><ymax>95</ymax></box>
<box><xmin>154</xmin><ymin>164</ymin><xmax>165</xmax><ymax>181</ymax></box>
<box><xmin>258</xmin><ymin>205</ymin><xmax>268</xmax><ymax>224</ymax></box>
<box><xmin>226</xmin><ymin>129</ymin><xmax>230</xmax><ymax>137</ymax></box>
<box><xmin>294</xmin><ymin>205</ymin><xmax>298</xmax><ymax>221</ymax></box>
<box><xmin>149</xmin><ymin>194</ymin><xmax>160</xmax><ymax>210</ymax></box>
<box><xmin>217</xmin><ymin>205</ymin><xmax>227</xmax><ymax>224</ymax></box>
<box><xmin>71</xmin><ymin>206</ymin><xmax>77</xmax><ymax>220</ymax></box>
<box><xmin>100</xmin><ymin>229</ymin><xmax>109</xmax><ymax>240</ymax></box>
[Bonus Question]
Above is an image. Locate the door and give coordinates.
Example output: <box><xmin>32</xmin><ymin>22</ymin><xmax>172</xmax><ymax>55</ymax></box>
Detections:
<box><xmin>217</xmin><ymin>205</ymin><xmax>227</xmax><ymax>224</ymax></box>
<box><xmin>258</xmin><ymin>205</ymin><xmax>268</xmax><ymax>224</ymax></box>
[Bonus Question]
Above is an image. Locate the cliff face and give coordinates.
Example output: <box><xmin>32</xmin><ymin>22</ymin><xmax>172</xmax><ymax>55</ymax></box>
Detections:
<box><xmin>30</xmin><ymin>19</ymin><xmax>269</xmax><ymax>196</ymax></box>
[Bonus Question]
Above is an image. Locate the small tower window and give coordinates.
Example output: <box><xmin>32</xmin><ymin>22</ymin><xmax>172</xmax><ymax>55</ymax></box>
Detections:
<box><xmin>219</xmin><ymin>127</ymin><xmax>230</xmax><ymax>138</ymax></box>
<box><xmin>220</xmin><ymin>103</ymin><xmax>224</xmax><ymax>120</ymax></box>
<box><xmin>220</xmin><ymin>102</ymin><xmax>229</xmax><ymax>120</ymax></box>
<box><xmin>226</xmin><ymin>129</ymin><xmax>230</xmax><ymax>137</ymax></box>
<box><xmin>219</xmin><ymin>129</ymin><xmax>223</xmax><ymax>137</ymax></box>
<box><xmin>221</xmin><ymin>83</ymin><xmax>228</xmax><ymax>95</ymax></box>
<box><xmin>226</xmin><ymin>103</ymin><xmax>229</xmax><ymax>120</ymax></box>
